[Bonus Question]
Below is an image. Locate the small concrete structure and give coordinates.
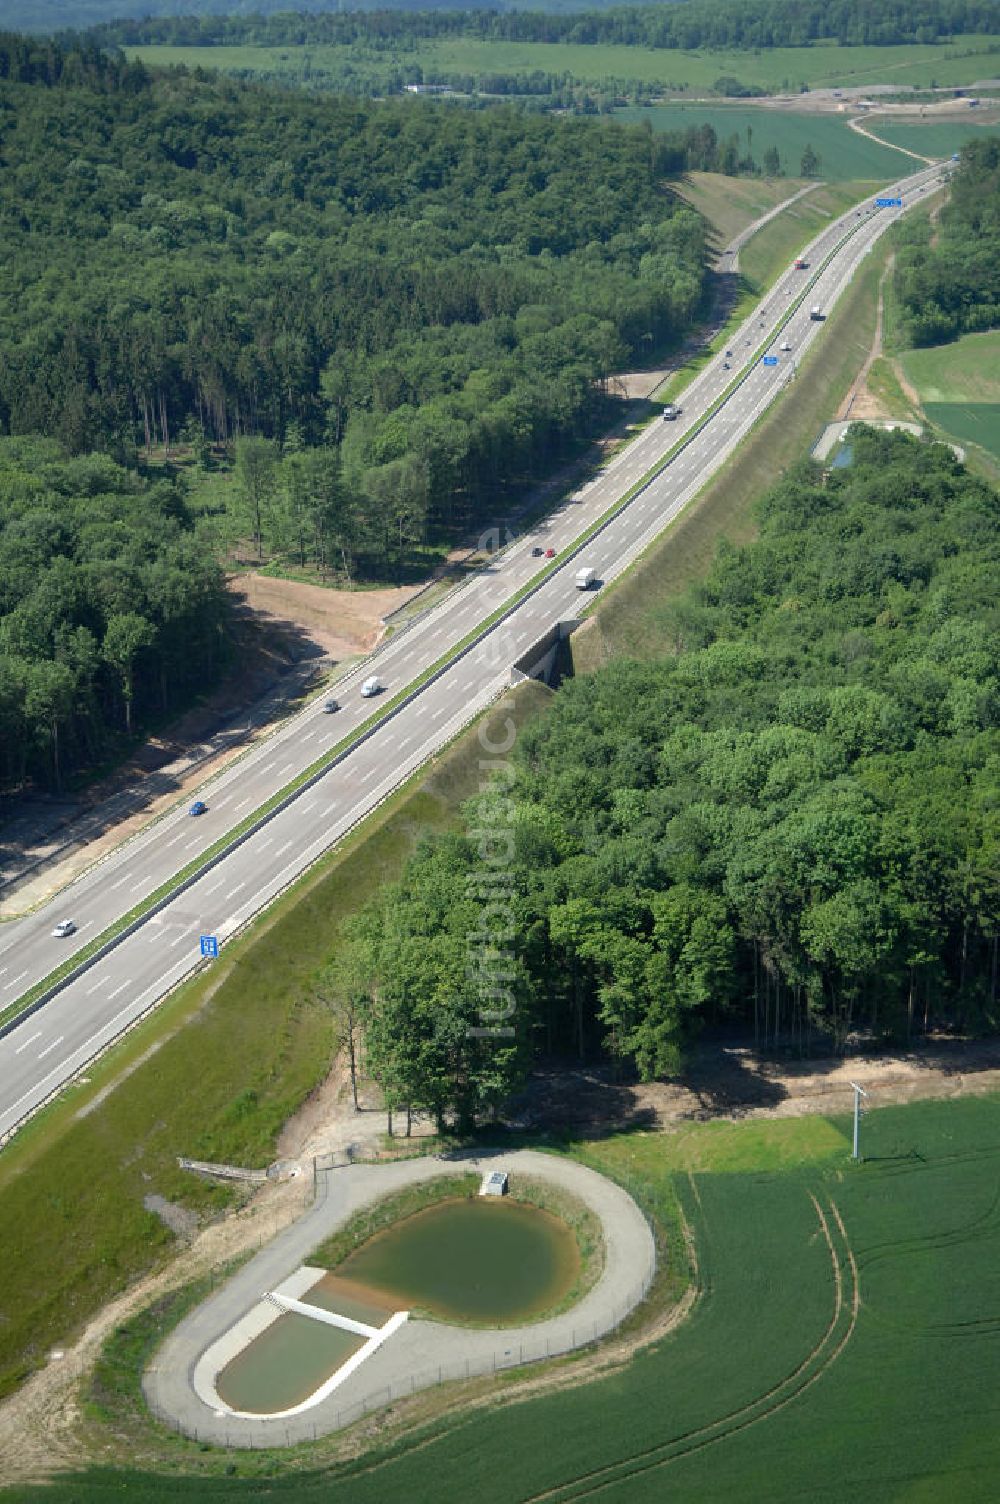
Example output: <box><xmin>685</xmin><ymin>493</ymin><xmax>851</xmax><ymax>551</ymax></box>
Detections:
<box><xmin>480</xmin><ymin>1169</ymin><xmax>508</xmax><ymax>1196</ymax></box>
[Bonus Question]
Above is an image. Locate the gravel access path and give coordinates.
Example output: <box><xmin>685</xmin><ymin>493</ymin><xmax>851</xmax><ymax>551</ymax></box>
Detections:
<box><xmin>144</xmin><ymin>1148</ymin><xmax>655</xmax><ymax>1449</ymax></box>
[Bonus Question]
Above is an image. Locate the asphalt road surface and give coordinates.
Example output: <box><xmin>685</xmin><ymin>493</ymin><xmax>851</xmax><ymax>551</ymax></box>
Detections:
<box><xmin>0</xmin><ymin>161</ymin><xmax>945</xmax><ymax>1144</ymax></box>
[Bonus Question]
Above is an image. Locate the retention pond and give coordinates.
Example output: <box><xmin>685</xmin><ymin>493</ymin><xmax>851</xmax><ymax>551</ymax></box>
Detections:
<box><xmin>335</xmin><ymin>1196</ymin><xmax>581</xmax><ymax>1323</ymax></box>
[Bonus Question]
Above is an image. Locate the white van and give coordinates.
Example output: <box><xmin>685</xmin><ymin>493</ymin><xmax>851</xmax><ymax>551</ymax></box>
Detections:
<box><xmin>361</xmin><ymin>676</ymin><xmax>382</xmax><ymax>698</ymax></box>
<box><xmin>575</xmin><ymin>566</ymin><xmax>597</xmax><ymax>590</ymax></box>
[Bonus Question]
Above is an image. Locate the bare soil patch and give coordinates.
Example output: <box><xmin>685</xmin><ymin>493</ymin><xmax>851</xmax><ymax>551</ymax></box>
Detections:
<box><xmin>516</xmin><ymin>1038</ymin><xmax>1000</xmax><ymax>1137</ymax></box>
<box><xmin>609</xmin><ymin>370</ymin><xmax>675</xmax><ymax>401</ymax></box>
<box><xmin>0</xmin><ymin>575</ymin><xmax>417</xmax><ymax>915</ymax></box>
<box><xmin>228</xmin><ymin>574</ymin><xmax>414</xmax><ymax>661</ymax></box>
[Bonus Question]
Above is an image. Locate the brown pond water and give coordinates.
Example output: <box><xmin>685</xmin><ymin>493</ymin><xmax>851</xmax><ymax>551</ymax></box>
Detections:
<box><xmin>334</xmin><ymin>1196</ymin><xmax>580</xmax><ymax>1323</ymax></box>
<box><xmin>215</xmin><ymin>1312</ymin><xmax>364</xmax><ymax>1415</ymax></box>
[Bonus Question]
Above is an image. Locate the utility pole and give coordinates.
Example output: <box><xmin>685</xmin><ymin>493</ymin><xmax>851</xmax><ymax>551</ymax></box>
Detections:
<box><xmin>850</xmin><ymin>1081</ymin><xmax>869</xmax><ymax>1160</ymax></box>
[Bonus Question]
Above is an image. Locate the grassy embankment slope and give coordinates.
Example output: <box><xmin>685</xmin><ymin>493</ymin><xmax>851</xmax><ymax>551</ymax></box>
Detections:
<box><xmin>652</xmin><ymin>176</ymin><xmax>884</xmax><ymax>410</ymax></box>
<box><xmin>12</xmin><ymin>1095</ymin><xmax>1000</xmax><ymax>1501</ymax></box>
<box><xmin>0</xmin><ymin>679</ymin><xmax>551</xmax><ymax>1403</ymax></box>
<box><xmin>672</xmin><ymin>171</ymin><xmax>811</xmax><ymax>247</ymax></box>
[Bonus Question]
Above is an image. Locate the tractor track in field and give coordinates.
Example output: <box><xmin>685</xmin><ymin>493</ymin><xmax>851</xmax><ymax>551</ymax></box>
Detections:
<box><xmin>859</xmin><ymin>1178</ymin><xmax>1000</xmax><ymax>1273</ymax></box>
<box><xmin>521</xmin><ymin>1190</ymin><xmax>859</xmax><ymax>1504</ymax></box>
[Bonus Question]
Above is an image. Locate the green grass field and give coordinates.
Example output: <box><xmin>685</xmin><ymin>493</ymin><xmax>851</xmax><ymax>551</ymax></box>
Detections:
<box><xmin>737</xmin><ymin>180</ymin><xmax>881</xmax><ymax>288</ymax></box>
<box><xmin>901</xmin><ymin>330</ymin><xmax>1000</xmax><ymax>403</ymax></box>
<box><xmin>868</xmin><ymin>115</ymin><xmax>1000</xmax><ymax>161</ymax></box>
<box><xmin>127</xmin><ymin>37</ymin><xmax>1000</xmax><ymax>95</ymax></box>
<box><xmin>616</xmin><ymin>104</ymin><xmax>917</xmax><ymax>179</ymax></box>
<box><xmin>11</xmin><ymin>1094</ymin><xmax>1000</xmax><ymax>1501</ymax></box>
<box><xmin>899</xmin><ymin>331</ymin><xmax>1000</xmax><ymax>466</ymax></box>
<box><xmin>924</xmin><ymin>402</ymin><xmax>1000</xmax><ymax>462</ymax></box>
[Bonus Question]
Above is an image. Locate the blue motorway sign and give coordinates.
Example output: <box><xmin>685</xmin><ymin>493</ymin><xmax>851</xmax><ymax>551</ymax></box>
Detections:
<box><xmin>200</xmin><ymin>934</ymin><xmax>219</xmax><ymax>959</ymax></box>
<box><xmin>762</xmin><ymin>355</ymin><xmax>779</xmax><ymax>367</ymax></box>
<box><xmin>875</xmin><ymin>197</ymin><xmax>902</xmax><ymax>207</ymax></box>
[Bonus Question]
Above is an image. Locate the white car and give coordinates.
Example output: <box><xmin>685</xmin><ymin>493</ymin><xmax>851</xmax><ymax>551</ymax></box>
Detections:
<box><xmin>780</xmin><ymin>340</ymin><xmax>792</xmax><ymax>351</ymax></box>
<box><xmin>52</xmin><ymin>919</ymin><xmax>77</xmax><ymax>938</ymax></box>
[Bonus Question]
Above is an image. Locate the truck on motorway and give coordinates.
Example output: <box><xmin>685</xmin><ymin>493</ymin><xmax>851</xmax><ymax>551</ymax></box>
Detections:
<box><xmin>575</xmin><ymin>566</ymin><xmax>597</xmax><ymax>590</ymax></box>
<box><xmin>809</xmin><ymin>306</ymin><xmax>825</xmax><ymax>321</ymax></box>
<box><xmin>661</xmin><ymin>403</ymin><xmax>679</xmax><ymax>421</ymax></box>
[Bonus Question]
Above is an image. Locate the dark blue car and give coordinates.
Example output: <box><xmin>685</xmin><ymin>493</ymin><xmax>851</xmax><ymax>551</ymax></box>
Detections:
<box><xmin>189</xmin><ymin>800</ymin><xmax>208</xmax><ymax>817</ymax></box>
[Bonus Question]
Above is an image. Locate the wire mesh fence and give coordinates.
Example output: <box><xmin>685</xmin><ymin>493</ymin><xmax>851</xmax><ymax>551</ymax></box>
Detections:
<box><xmin>146</xmin><ymin>1262</ymin><xmax>655</xmax><ymax>1450</ymax></box>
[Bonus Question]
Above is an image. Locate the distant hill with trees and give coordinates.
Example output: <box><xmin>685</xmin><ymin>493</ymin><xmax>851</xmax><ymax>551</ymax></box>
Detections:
<box><xmin>20</xmin><ymin>0</ymin><xmax>1000</xmax><ymax>44</ymax></box>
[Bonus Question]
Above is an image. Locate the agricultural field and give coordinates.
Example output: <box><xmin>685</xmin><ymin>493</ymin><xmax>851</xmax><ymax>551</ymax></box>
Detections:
<box><xmin>353</xmin><ymin>36</ymin><xmax>1000</xmax><ymax>93</ymax></box>
<box><xmin>870</xmin><ymin>116</ymin><xmax>1000</xmax><ymax>161</ymax></box>
<box><xmin>900</xmin><ymin>331</ymin><xmax>1000</xmax><ymax>464</ymax></box>
<box><xmin>11</xmin><ymin>1095</ymin><xmax>1000</xmax><ymax>1501</ymax></box>
<box><xmin>923</xmin><ymin>402</ymin><xmax>1000</xmax><ymax>463</ymax></box>
<box><xmin>901</xmin><ymin>329</ymin><xmax>1000</xmax><ymax>403</ymax></box>
<box><xmin>616</xmin><ymin>104</ymin><xmax>916</xmax><ymax>179</ymax></box>
<box><xmin>124</xmin><ymin>37</ymin><xmax>1000</xmax><ymax>96</ymax></box>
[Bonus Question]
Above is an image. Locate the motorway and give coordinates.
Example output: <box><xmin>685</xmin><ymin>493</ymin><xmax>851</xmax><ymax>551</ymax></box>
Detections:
<box><xmin>0</xmin><ymin>159</ymin><xmax>945</xmax><ymax>1144</ymax></box>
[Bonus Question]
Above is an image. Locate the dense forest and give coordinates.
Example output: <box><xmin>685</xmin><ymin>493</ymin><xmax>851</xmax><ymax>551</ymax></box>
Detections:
<box><xmin>895</xmin><ymin>137</ymin><xmax>1000</xmax><ymax>345</ymax></box>
<box><xmin>0</xmin><ymin>30</ymin><xmax>711</xmax><ymax>790</ymax></box>
<box><xmin>83</xmin><ymin>0</ymin><xmax>1000</xmax><ymax>52</ymax></box>
<box><xmin>0</xmin><ymin>438</ymin><xmax>231</xmax><ymax>795</ymax></box>
<box><xmin>0</xmin><ymin>35</ymin><xmax>704</xmax><ymax>543</ymax></box>
<box><xmin>337</xmin><ymin>432</ymin><xmax>1000</xmax><ymax>1125</ymax></box>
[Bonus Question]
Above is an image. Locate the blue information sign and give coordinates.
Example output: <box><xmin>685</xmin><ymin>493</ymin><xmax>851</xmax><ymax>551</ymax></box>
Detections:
<box><xmin>762</xmin><ymin>355</ymin><xmax>779</xmax><ymax>367</ymax></box>
<box><xmin>200</xmin><ymin>934</ymin><xmax>219</xmax><ymax>958</ymax></box>
<box><xmin>875</xmin><ymin>197</ymin><xmax>902</xmax><ymax>207</ymax></box>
